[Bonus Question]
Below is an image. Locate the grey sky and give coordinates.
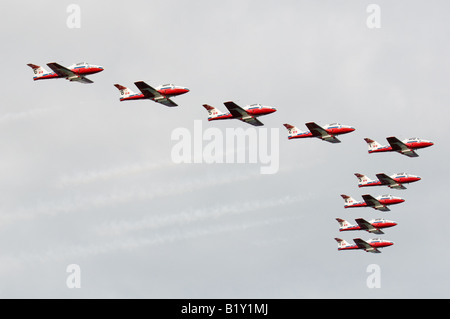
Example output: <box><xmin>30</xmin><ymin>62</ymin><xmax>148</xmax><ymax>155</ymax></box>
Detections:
<box><xmin>0</xmin><ymin>0</ymin><xmax>448</xmax><ymax>298</ymax></box>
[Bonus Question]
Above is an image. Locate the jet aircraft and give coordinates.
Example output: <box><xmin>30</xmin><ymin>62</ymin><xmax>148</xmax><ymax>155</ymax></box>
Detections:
<box><xmin>283</xmin><ymin>122</ymin><xmax>355</xmax><ymax>143</ymax></box>
<box><xmin>202</xmin><ymin>102</ymin><xmax>276</xmax><ymax>126</ymax></box>
<box><xmin>114</xmin><ymin>82</ymin><xmax>189</xmax><ymax>107</ymax></box>
<box><xmin>336</xmin><ymin>218</ymin><xmax>397</xmax><ymax>234</ymax></box>
<box><xmin>335</xmin><ymin>237</ymin><xmax>394</xmax><ymax>253</ymax></box>
<box><xmin>27</xmin><ymin>62</ymin><xmax>104</xmax><ymax>84</ymax></box>
<box><xmin>364</xmin><ymin>137</ymin><xmax>434</xmax><ymax>157</ymax></box>
<box><xmin>355</xmin><ymin>172</ymin><xmax>421</xmax><ymax>190</ymax></box>
<box><xmin>341</xmin><ymin>194</ymin><xmax>405</xmax><ymax>211</ymax></box>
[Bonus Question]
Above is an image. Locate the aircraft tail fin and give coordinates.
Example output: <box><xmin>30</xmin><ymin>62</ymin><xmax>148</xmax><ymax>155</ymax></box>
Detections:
<box><xmin>283</xmin><ymin>123</ymin><xmax>304</xmax><ymax>139</ymax></box>
<box><xmin>27</xmin><ymin>63</ymin><xmax>49</xmax><ymax>80</ymax></box>
<box><xmin>336</xmin><ymin>218</ymin><xmax>351</xmax><ymax>230</ymax></box>
<box><xmin>335</xmin><ymin>238</ymin><xmax>350</xmax><ymax>249</ymax></box>
<box><xmin>355</xmin><ymin>173</ymin><xmax>373</xmax><ymax>187</ymax></box>
<box><xmin>203</xmin><ymin>104</ymin><xmax>226</xmax><ymax>119</ymax></box>
<box><xmin>114</xmin><ymin>84</ymin><xmax>137</xmax><ymax>101</ymax></box>
<box><xmin>341</xmin><ymin>194</ymin><xmax>357</xmax><ymax>205</ymax></box>
<box><xmin>364</xmin><ymin>138</ymin><xmax>384</xmax><ymax>152</ymax></box>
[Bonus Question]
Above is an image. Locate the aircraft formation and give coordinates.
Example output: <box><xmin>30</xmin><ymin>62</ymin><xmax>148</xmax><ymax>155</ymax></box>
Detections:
<box><xmin>27</xmin><ymin>62</ymin><xmax>435</xmax><ymax>255</ymax></box>
<box><xmin>335</xmin><ymin>138</ymin><xmax>433</xmax><ymax>254</ymax></box>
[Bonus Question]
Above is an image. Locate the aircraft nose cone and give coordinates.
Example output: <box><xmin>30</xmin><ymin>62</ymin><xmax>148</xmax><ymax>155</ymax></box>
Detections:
<box><xmin>93</xmin><ymin>66</ymin><xmax>104</xmax><ymax>73</ymax></box>
<box><xmin>177</xmin><ymin>87</ymin><xmax>189</xmax><ymax>95</ymax></box>
<box><xmin>269</xmin><ymin>108</ymin><xmax>277</xmax><ymax>113</ymax></box>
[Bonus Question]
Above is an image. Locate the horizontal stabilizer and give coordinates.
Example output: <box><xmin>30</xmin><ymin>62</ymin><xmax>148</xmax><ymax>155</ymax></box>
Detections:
<box><xmin>114</xmin><ymin>84</ymin><xmax>127</xmax><ymax>91</ymax></box>
<box><xmin>27</xmin><ymin>63</ymin><xmax>41</xmax><ymax>69</ymax></box>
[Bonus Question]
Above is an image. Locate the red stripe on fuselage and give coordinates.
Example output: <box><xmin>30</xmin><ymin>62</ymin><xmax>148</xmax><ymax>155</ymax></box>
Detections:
<box><xmin>405</xmin><ymin>141</ymin><xmax>434</xmax><ymax>149</ymax></box>
<box><xmin>208</xmin><ymin>113</ymin><xmax>234</xmax><ymax>121</ymax></box>
<box><xmin>359</xmin><ymin>181</ymin><xmax>382</xmax><ymax>187</ymax></box>
<box><xmin>327</xmin><ymin>127</ymin><xmax>355</xmax><ymax>135</ymax></box>
<box><xmin>246</xmin><ymin>108</ymin><xmax>276</xmax><ymax>116</ymax></box>
<box><xmin>159</xmin><ymin>88</ymin><xmax>189</xmax><ymax>96</ymax></box>
<box><xmin>288</xmin><ymin>132</ymin><xmax>314</xmax><ymax>139</ymax></box>
<box><xmin>379</xmin><ymin>198</ymin><xmax>405</xmax><ymax>205</ymax></box>
<box><xmin>33</xmin><ymin>73</ymin><xmax>59</xmax><ymax>80</ymax></box>
<box><xmin>120</xmin><ymin>94</ymin><xmax>146</xmax><ymax>101</ymax></box>
<box><xmin>72</xmin><ymin>67</ymin><xmax>103</xmax><ymax>75</ymax></box>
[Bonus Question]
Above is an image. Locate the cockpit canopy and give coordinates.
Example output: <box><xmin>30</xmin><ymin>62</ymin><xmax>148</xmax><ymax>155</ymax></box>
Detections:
<box><xmin>324</xmin><ymin>123</ymin><xmax>342</xmax><ymax>128</ymax></box>
<box><xmin>156</xmin><ymin>84</ymin><xmax>175</xmax><ymax>90</ymax></box>
<box><xmin>394</xmin><ymin>172</ymin><xmax>407</xmax><ymax>177</ymax></box>
<box><xmin>68</xmin><ymin>62</ymin><xmax>90</xmax><ymax>68</ymax></box>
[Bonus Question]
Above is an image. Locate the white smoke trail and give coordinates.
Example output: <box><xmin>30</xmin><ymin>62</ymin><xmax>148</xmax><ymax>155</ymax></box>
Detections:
<box><xmin>0</xmin><ymin>170</ymin><xmax>261</xmax><ymax>225</ymax></box>
<box><xmin>0</xmin><ymin>106</ymin><xmax>61</xmax><ymax>123</ymax></box>
<box><xmin>95</xmin><ymin>193</ymin><xmax>314</xmax><ymax>236</ymax></box>
<box><xmin>0</xmin><ymin>213</ymin><xmax>302</xmax><ymax>271</ymax></box>
<box><xmin>56</xmin><ymin>161</ymin><xmax>176</xmax><ymax>188</ymax></box>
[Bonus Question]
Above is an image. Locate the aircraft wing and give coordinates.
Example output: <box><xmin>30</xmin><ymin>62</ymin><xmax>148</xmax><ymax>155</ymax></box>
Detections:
<box><xmin>361</xmin><ymin>194</ymin><xmax>390</xmax><ymax>211</ymax></box>
<box><xmin>353</xmin><ymin>238</ymin><xmax>381</xmax><ymax>253</ymax></box>
<box><xmin>355</xmin><ymin>218</ymin><xmax>384</xmax><ymax>234</ymax></box>
<box><xmin>47</xmin><ymin>62</ymin><xmax>93</xmax><ymax>84</ymax></box>
<box><xmin>386</xmin><ymin>136</ymin><xmax>418</xmax><ymax>157</ymax></box>
<box><xmin>239</xmin><ymin>117</ymin><xmax>264</xmax><ymax>126</ymax></box>
<box><xmin>134</xmin><ymin>81</ymin><xmax>177</xmax><ymax>107</ymax></box>
<box><xmin>156</xmin><ymin>98</ymin><xmax>177</xmax><ymax>107</ymax></box>
<box><xmin>305</xmin><ymin>122</ymin><xmax>340</xmax><ymax>143</ymax></box>
<box><xmin>76</xmin><ymin>77</ymin><xmax>93</xmax><ymax>84</ymax></box>
<box><xmin>224</xmin><ymin>101</ymin><xmax>264</xmax><ymax>126</ymax></box>
<box><xmin>224</xmin><ymin>101</ymin><xmax>250</xmax><ymax>118</ymax></box>
<box><xmin>376</xmin><ymin>173</ymin><xmax>406</xmax><ymax>189</ymax></box>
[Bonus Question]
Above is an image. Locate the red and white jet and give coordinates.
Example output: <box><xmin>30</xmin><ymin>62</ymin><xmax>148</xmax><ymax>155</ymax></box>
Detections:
<box><xmin>335</xmin><ymin>237</ymin><xmax>394</xmax><ymax>253</ymax></box>
<box><xmin>27</xmin><ymin>62</ymin><xmax>104</xmax><ymax>84</ymax></box>
<box><xmin>336</xmin><ymin>218</ymin><xmax>397</xmax><ymax>234</ymax></box>
<box><xmin>355</xmin><ymin>172</ymin><xmax>421</xmax><ymax>190</ymax></box>
<box><xmin>283</xmin><ymin>122</ymin><xmax>355</xmax><ymax>143</ymax></box>
<box><xmin>341</xmin><ymin>194</ymin><xmax>405</xmax><ymax>212</ymax></box>
<box><xmin>114</xmin><ymin>82</ymin><xmax>189</xmax><ymax>107</ymax></box>
<box><xmin>364</xmin><ymin>137</ymin><xmax>434</xmax><ymax>157</ymax></box>
<box><xmin>203</xmin><ymin>102</ymin><xmax>276</xmax><ymax>126</ymax></box>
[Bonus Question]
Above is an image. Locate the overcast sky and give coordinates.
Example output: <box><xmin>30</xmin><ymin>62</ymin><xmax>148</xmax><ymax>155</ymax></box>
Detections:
<box><xmin>0</xmin><ymin>0</ymin><xmax>448</xmax><ymax>298</ymax></box>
